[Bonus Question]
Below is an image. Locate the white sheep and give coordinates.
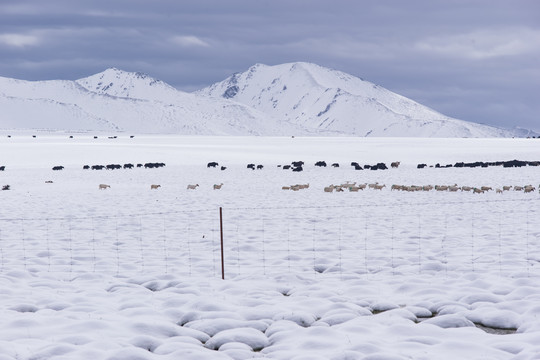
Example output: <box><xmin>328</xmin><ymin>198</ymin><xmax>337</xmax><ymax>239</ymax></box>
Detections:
<box><xmin>99</xmin><ymin>184</ymin><xmax>110</xmax><ymax>190</ymax></box>
<box><xmin>213</xmin><ymin>183</ymin><xmax>224</xmax><ymax>190</ymax></box>
<box><xmin>150</xmin><ymin>184</ymin><xmax>161</xmax><ymax>190</ymax></box>
<box><xmin>324</xmin><ymin>185</ymin><xmax>335</xmax><ymax>193</ymax></box>
<box><xmin>187</xmin><ymin>184</ymin><xmax>199</xmax><ymax>190</ymax></box>
<box><xmin>368</xmin><ymin>182</ymin><xmax>379</xmax><ymax>189</ymax></box>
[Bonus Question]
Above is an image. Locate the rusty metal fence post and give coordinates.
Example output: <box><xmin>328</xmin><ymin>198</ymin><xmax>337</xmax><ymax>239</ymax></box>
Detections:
<box><xmin>220</xmin><ymin>207</ymin><xmax>225</xmax><ymax>280</ymax></box>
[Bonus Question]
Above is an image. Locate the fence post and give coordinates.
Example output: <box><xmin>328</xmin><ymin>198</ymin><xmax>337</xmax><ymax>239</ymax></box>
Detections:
<box><xmin>220</xmin><ymin>207</ymin><xmax>225</xmax><ymax>280</ymax></box>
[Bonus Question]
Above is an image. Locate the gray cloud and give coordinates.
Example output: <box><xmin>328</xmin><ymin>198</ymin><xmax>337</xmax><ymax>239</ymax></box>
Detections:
<box><xmin>1</xmin><ymin>0</ymin><xmax>538</xmax><ymax>131</ymax></box>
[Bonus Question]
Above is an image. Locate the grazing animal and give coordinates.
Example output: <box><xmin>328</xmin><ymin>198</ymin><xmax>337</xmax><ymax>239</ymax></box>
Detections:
<box><xmin>324</xmin><ymin>185</ymin><xmax>335</xmax><ymax>193</ymax></box>
<box><xmin>496</xmin><ymin>188</ymin><xmax>503</xmax><ymax>194</ymax></box>
<box><xmin>502</xmin><ymin>186</ymin><xmax>512</xmax><ymax>191</ymax></box>
<box><xmin>480</xmin><ymin>186</ymin><xmax>492</xmax><ymax>192</ymax></box>
<box><xmin>123</xmin><ymin>163</ymin><xmax>134</xmax><ymax>169</ymax></box>
<box><xmin>391</xmin><ymin>161</ymin><xmax>401</xmax><ymax>168</ymax></box>
<box><xmin>282</xmin><ymin>186</ymin><xmax>290</xmax><ymax>190</ymax></box>
<box><xmin>291</xmin><ymin>161</ymin><xmax>304</xmax><ymax>168</ymax></box>
<box><xmin>213</xmin><ymin>183</ymin><xmax>224</xmax><ymax>190</ymax></box>
<box><xmin>332</xmin><ymin>163</ymin><xmax>339</xmax><ymax>168</ymax></box>
<box><xmin>0</xmin><ymin>166</ymin><xmax>5</xmax><ymax>171</ymax></box>
<box><xmin>292</xmin><ymin>166</ymin><xmax>303</xmax><ymax>172</ymax></box>
<box><xmin>45</xmin><ymin>180</ymin><xmax>53</xmax><ymax>184</ymax></box>
<box><xmin>247</xmin><ymin>163</ymin><xmax>255</xmax><ymax>170</ymax></box>
<box><xmin>83</xmin><ymin>165</ymin><xmax>90</xmax><ymax>170</ymax></box>
<box><xmin>52</xmin><ymin>166</ymin><xmax>64</xmax><ymax>171</ymax></box>
<box><xmin>187</xmin><ymin>184</ymin><xmax>199</xmax><ymax>190</ymax></box>
<box><xmin>144</xmin><ymin>162</ymin><xmax>166</xmax><ymax>169</ymax></box>
<box><xmin>257</xmin><ymin>165</ymin><xmax>264</xmax><ymax>170</ymax></box>
<box><xmin>315</xmin><ymin>161</ymin><xmax>327</xmax><ymax>167</ymax></box>
<box><xmin>99</xmin><ymin>184</ymin><xmax>110</xmax><ymax>190</ymax></box>
<box><xmin>150</xmin><ymin>184</ymin><xmax>161</xmax><ymax>190</ymax></box>
<box><xmin>221</xmin><ymin>166</ymin><xmax>227</xmax><ymax>171</ymax></box>
<box><xmin>207</xmin><ymin>162</ymin><xmax>219</xmax><ymax>168</ymax></box>
<box><xmin>283</xmin><ymin>165</ymin><xmax>291</xmax><ymax>170</ymax></box>
<box><xmin>473</xmin><ymin>188</ymin><xmax>484</xmax><ymax>194</ymax></box>
<box><xmin>373</xmin><ymin>184</ymin><xmax>386</xmax><ymax>190</ymax></box>
<box><xmin>417</xmin><ymin>163</ymin><xmax>427</xmax><ymax>169</ymax></box>
<box><xmin>2</xmin><ymin>185</ymin><xmax>10</xmax><ymax>190</ymax></box>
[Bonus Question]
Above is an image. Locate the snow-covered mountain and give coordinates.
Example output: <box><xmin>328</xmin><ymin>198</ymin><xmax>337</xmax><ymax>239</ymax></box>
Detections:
<box><xmin>198</xmin><ymin>62</ymin><xmax>528</xmax><ymax>137</ymax></box>
<box><xmin>0</xmin><ymin>68</ymin><xmax>294</xmax><ymax>135</ymax></box>
<box><xmin>0</xmin><ymin>64</ymin><xmax>533</xmax><ymax>137</ymax></box>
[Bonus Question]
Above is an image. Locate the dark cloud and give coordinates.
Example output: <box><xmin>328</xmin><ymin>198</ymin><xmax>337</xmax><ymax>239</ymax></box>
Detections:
<box><xmin>1</xmin><ymin>0</ymin><xmax>538</xmax><ymax>131</ymax></box>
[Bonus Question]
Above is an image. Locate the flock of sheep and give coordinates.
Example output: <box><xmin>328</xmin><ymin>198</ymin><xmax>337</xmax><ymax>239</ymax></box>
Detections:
<box><xmin>319</xmin><ymin>182</ymin><xmax>538</xmax><ymax>194</ymax></box>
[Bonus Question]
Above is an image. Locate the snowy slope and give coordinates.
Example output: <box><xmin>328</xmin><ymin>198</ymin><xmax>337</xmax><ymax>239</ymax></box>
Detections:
<box><xmin>0</xmin><ymin>136</ymin><xmax>540</xmax><ymax>359</ymax></box>
<box><xmin>198</xmin><ymin>62</ymin><xmax>525</xmax><ymax>137</ymax></box>
<box><xmin>0</xmin><ymin>69</ymin><xmax>293</xmax><ymax>135</ymax></box>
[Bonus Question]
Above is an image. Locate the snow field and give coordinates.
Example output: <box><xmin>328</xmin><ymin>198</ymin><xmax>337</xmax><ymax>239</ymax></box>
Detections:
<box><xmin>0</xmin><ymin>135</ymin><xmax>539</xmax><ymax>359</ymax></box>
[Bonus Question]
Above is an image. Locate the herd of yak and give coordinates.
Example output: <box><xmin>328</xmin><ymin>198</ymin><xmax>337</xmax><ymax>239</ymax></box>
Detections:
<box><xmin>0</xmin><ymin>159</ymin><xmax>539</xmax><ymax>174</ymax></box>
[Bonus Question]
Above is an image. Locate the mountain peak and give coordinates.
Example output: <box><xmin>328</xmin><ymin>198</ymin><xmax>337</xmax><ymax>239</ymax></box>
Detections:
<box><xmin>76</xmin><ymin>68</ymin><xmax>173</xmax><ymax>100</ymax></box>
<box><xmin>197</xmin><ymin>62</ymin><xmax>517</xmax><ymax>137</ymax></box>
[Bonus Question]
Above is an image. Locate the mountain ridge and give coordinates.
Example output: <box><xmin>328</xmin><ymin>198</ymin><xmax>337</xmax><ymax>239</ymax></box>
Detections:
<box><xmin>0</xmin><ymin>63</ymin><xmax>534</xmax><ymax>137</ymax></box>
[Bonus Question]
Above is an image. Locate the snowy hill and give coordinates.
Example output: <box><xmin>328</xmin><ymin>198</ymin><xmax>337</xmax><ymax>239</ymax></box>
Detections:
<box><xmin>198</xmin><ymin>62</ymin><xmax>528</xmax><ymax>137</ymax></box>
<box><xmin>0</xmin><ymin>69</ymin><xmax>292</xmax><ymax>135</ymax></box>
<box><xmin>0</xmin><ymin>64</ymin><xmax>533</xmax><ymax>137</ymax></box>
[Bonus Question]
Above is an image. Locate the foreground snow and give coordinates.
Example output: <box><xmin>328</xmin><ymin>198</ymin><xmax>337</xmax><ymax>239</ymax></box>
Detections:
<box><xmin>0</xmin><ymin>135</ymin><xmax>539</xmax><ymax>359</ymax></box>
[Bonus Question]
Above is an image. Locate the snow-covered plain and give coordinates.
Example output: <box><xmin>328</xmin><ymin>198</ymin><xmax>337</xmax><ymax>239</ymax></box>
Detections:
<box><xmin>1</xmin><ymin>134</ymin><xmax>539</xmax><ymax>359</ymax></box>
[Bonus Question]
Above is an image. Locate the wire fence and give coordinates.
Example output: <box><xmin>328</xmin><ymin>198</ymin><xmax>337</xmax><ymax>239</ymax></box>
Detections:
<box><xmin>0</xmin><ymin>198</ymin><xmax>539</xmax><ymax>280</ymax></box>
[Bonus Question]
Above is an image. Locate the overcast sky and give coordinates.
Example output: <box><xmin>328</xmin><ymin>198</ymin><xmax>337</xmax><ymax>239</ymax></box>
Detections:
<box><xmin>1</xmin><ymin>0</ymin><xmax>539</xmax><ymax>132</ymax></box>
